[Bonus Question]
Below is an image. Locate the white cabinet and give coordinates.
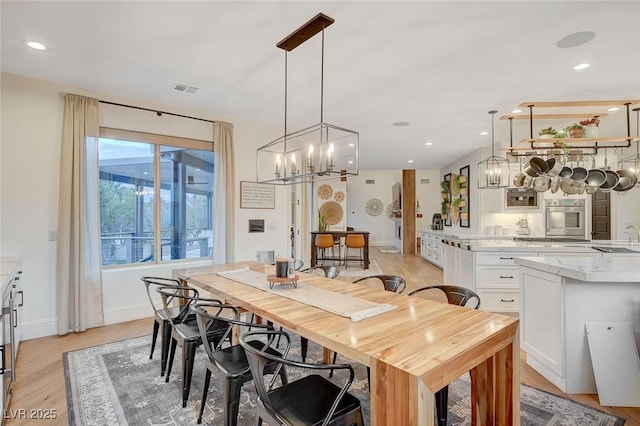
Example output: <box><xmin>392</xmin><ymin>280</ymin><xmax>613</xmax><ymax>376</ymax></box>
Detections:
<box><xmin>475</xmin><ymin>251</ymin><xmax>535</xmax><ymax>313</ymax></box>
<box><xmin>519</xmin><ymin>264</ymin><xmax>640</xmax><ymax>395</ymax></box>
<box><xmin>442</xmin><ymin>243</ymin><xmax>475</xmax><ymax>292</ymax></box>
<box><xmin>420</xmin><ymin>231</ymin><xmax>443</xmax><ymax>268</ymax></box>
<box><xmin>12</xmin><ymin>272</ymin><xmax>23</xmax><ymax>359</ymax></box>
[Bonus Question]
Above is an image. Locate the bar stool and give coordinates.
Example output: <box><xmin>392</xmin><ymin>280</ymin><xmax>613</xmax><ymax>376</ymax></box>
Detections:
<box><xmin>343</xmin><ymin>233</ymin><xmax>365</xmax><ymax>269</ymax></box>
<box><xmin>315</xmin><ymin>233</ymin><xmax>336</xmax><ymax>265</ymax></box>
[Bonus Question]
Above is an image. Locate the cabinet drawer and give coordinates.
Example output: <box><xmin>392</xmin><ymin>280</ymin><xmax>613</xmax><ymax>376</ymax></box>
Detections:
<box><xmin>477</xmin><ymin>289</ymin><xmax>520</xmax><ymax>313</ymax></box>
<box><xmin>476</xmin><ymin>266</ymin><xmax>519</xmax><ymax>288</ymax></box>
<box><xmin>476</xmin><ymin>252</ymin><xmax>536</xmax><ymax>266</ymax></box>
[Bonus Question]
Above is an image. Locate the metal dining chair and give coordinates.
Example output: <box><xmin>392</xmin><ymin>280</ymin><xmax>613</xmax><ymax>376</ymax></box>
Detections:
<box><xmin>353</xmin><ymin>274</ymin><xmax>407</xmax><ymax>293</ymax></box>
<box><xmin>141</xmin><ymin>276</ymin><xmax>182</xmax><ymax>376</ymax></box>
<box><xmin>240</xmin><ymin>329</ymin><xmax>364</xmax><ymax>426</ymax></box>
<box><xmin>156</xmin><ymin>285</ymin><xmax>228</xmax><ymax>407</ymax></box>
<box><xmin>191</xmin><ymin>302</ymin><xmax>288</xmax><ymax>425</ymax></box>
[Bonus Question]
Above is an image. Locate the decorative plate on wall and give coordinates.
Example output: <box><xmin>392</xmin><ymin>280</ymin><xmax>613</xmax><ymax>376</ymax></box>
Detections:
<box><xmin>333</xmin><ymin>191</ymin><xmax>345</xmax><ymax>202</ymax></box>
<box><xmin>319</xmin><ymin>201</ymin><xmax>343</xmax><ymax>225</ymax></box>
<box><xmin>317</xmin><ymin>184</ymin><xmax>333</xmax><ymax>200</ymax></box>
<box><xmin>365</xmin><ymin>198</ymin><xmax>383</xmax><ymax>216</ymax></box>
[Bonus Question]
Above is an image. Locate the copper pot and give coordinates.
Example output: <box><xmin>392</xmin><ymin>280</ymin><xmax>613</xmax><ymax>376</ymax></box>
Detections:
<box><xmin>525</xmin><ymin>157</ymin><xmax>549</xmax><ymax>177</ymax></box>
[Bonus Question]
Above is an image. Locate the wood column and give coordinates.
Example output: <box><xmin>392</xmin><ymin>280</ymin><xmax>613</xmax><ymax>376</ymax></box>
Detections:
<box><xmin>402</xmin><ymin>169</ymin><xmax>416</xmax><ymax>254</ymax></box>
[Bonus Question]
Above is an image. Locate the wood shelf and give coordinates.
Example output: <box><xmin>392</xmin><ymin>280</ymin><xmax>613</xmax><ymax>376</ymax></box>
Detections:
<box><xmin>500</xmin><ymin>113</ymin><xmax>610</xmax><ymax>121</ymax></box>
<box><xmin>520</xmin><ymin>137</ymin><xmax>640</xmax><ymax>145</ymax></box>
<box><xmin>517</xmin><ymin>100</ymin><xmax>640</xmax><ymax>108</ymax></box>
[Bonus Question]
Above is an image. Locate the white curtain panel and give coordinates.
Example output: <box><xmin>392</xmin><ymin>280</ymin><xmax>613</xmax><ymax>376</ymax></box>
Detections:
<box><xmin>56</xmin><ymin>94</ymin><xmax>104</xmax><ymax>334</ymax></box>
<box><xmin>212</xmin><ymin>121</ymin><xmax>235</xmax><ymax>263</ymax></box>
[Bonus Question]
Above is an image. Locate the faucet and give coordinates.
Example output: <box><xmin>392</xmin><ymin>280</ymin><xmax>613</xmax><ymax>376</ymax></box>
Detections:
<box><xmin>624</xmin><ymin>224</ymin><xmax>640</xmax><ymax>243</ymax></box>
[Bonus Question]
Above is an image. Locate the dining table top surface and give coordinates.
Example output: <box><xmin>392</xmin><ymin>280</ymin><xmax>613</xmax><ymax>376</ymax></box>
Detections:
<box><xmin>174</xmin><ymin>261</ymin><xmax>519</xmax><ymax>383</ymax></box>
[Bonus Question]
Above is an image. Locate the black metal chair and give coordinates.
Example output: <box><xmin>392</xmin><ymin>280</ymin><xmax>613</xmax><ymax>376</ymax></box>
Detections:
<box><xmin>353</xmin><ymin>274</ymin><xmax>407</xmax><ymax>293</ymax></box>
<box><xmin>408</xmin><ymin>285</ymin><xmax>481</xmax><ymax>426</ymax></box>
<box><xmin>191</xmin><ymin>302</ymin><xmax>288</xmax><ymax>425</ymax></box>
<box><xmin>300</xmin><ymin>265</ymin><xmax>340</xmax><ymax>279</ymax></box>
<box><xmin>240</xmin><ymin>329</ymin><xmax>364</xmax><ymax>426</ymax></box>
<box><xmin>156</xmin><ymin>285</ymin><xmax>228</xmax><ymax>407</ymax></box>
<box><xmin>141</xmin><ymin>276</ymin><xmax>182</xmax><ymax>376</ymax></box>
<box><xmin>293</xmin><ymin>259</ymin><xmax>304</xmax><ymax>271</ymax></box>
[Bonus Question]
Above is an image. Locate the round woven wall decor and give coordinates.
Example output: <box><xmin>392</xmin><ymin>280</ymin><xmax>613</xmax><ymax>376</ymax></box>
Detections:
<box><xmin>319</xmin><ymin>201</ymin><xmax>343</xmax><ymax>225</ymax></box>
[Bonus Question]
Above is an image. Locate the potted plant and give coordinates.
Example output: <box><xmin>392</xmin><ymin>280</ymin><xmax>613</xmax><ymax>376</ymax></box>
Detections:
<box><xmin>580</xmin><ymin>116</ymin><xmax>600</xmax><ymax>138</ymax></box>
<box><xmin>441</xmin><ymin>199</ymin><xmax>449</xmax><ymax>216</ymax></box>
<box><xmin>440</xmin><ymin>180</ymin><xmax>450</xmax><ymax>194</ymax></box>
<box><xmin>451</xmin><ymin>174</ymin><xmax>462</xmax><ymax>195</ymax></box>
<box><xmin>554</xmin><ymin>129</ymin><xmax>569</xmax><ymax>139</ymax></box>
<box><xmin>318</xmin><ymin>211</ymin><xmax>327</xmax><ymax>232</ymax></box>
<box><xmin>538</xmin><ymin>127</ymin><xmax>558</xmax><ymax>139</ymax></box>
<box><xmin>565</xmin><ymin>123</ymin><xmax>583</xmax><ymax>138</ymax></box>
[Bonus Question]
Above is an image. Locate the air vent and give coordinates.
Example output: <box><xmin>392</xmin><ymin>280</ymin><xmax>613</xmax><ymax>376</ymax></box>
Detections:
<box><xmin>173</xmin><ymin>83</ymin><xmax>199</xmax><ymax>94</ymax></box>
<box><xmin>365</xmin><ymin>179</ymin><xmax>375</xmax><ymax>184</ymax></box>
<box><xmin>420</xmin><ymin>178</ymin><xmax>430</xmax><ymax>184</ymax></box>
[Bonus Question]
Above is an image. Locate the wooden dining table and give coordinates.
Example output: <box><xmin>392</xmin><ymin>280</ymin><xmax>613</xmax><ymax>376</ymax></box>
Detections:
<box><xmin>174</xmin><ymin>261</ymin><xmax>520</xmax><ymax>425</ymax></box>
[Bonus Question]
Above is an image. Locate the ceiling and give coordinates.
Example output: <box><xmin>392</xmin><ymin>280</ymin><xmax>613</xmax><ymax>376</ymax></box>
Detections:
<box><xmin>2</xmin><ymin>1</ymin><xmax>640</xmax><ymax>170</ymax></box>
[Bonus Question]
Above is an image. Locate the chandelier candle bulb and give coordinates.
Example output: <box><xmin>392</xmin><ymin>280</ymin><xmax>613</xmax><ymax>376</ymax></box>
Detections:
<box><xmin>291</xmin><ymin>153</ymin><xmax>297</xmax><ymax>175</ymax></box>
<box><xmin>275</xmin><ymin>154</ymin><xmax>281</xmax><ymax>177</ymax></box>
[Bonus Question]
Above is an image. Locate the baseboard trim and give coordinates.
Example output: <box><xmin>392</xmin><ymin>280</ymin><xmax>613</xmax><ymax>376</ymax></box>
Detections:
<box><xmin>104</xmin><ymin>303</ymin><xmax>151</xmax><ymax>325</ymax></box>
<box><xmin>22</xmin><ymin>318</ymin><xmax>57</xmax><ymax>340</ymax></box>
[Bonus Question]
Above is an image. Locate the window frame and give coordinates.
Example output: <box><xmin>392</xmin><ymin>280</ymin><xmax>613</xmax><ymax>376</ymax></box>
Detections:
<box><xmin>98</xmin><ymin>127</ymin><xmax>214</xmax><ymax>268</ymax></box>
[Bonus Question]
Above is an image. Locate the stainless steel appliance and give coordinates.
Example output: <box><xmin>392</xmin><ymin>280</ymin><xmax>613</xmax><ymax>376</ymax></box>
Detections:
<box><xmin>505</xmin><ymin>188</ymin><xmax>540</xmax><ymax>210</ymax></box>
<box><xmin>544</xmin><ymin>198</ymin><xmax>586</xmax><ymax>237</ymax></box>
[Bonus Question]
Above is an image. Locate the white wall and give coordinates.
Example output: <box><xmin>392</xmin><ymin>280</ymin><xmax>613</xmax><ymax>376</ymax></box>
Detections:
<box><xmin>345</xmin><ymin>169</ymin><xmax>440</xmax><ymax>246</ymax></box>
<box><xmin>345</xmin><ymin>170</ymin><xmax>397</xmax><ymax>246</ymax></box>
<box><xmin>0</xmin><ymin>72</ymin><xmax>291</xmax><ymax>339</ymax></box>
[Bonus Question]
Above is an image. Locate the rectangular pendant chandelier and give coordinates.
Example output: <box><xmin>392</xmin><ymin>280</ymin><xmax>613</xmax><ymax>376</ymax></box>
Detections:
<box><xmin>256</xmin><ymin>13</ymin><xmax>359</xmax><ymax>185</ymax></box>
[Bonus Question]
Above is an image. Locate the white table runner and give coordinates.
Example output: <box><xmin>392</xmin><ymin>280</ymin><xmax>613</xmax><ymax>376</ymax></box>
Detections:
<box><xmin>217</xmin><ymin>268</ymin><xmax>397</xmax><ymax>322</ymax></box>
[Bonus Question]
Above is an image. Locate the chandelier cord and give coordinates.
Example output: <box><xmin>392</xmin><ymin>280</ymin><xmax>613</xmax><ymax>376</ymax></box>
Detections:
<box><xmin>320</xmin><ymin>27</ymin><xmax>325</xmax><ymax>123</ymax></box>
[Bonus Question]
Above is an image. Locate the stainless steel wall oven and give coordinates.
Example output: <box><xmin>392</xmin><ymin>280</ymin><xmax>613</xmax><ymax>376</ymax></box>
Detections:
<box><xmin>545</xmin><ymin>199</ymin><xmax>586</xmax><ymax>237</ymax></box>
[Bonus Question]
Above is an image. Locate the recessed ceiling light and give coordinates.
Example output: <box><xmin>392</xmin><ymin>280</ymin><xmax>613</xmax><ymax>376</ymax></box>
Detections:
<box><xmin>347</xmin><ymin>160</ymin><xmax>354</xmax><ymax>164</ymax></box>
<box><xmin>480</xmin><ymin>131</ymin><xmax>489</xmax><ymax>136</ymax></box>
<box><xmin>556</xmin><ymin>31</ymin><xmax>596</xmax><ymax>49</ymax></box>
<box><xmin>348</xmin><ymin>143</ymin><xmax>355</xmax><ymax>147</ymax></box>
<box><xmin>573</xmin><ymin>63</ymin><xmax>590</xmax><ymax>71</ymax></box>
<box><xmin>512</xmin><ymin>109</ymin><xmax>522</xmax><ymax>114</ymax></box>
<box><xmin>393</xmin><ymin>121</ymin><xmax>410</xmax><ymax>127</ymax></box>
<box><xmin>143</xmin><ymin>172</ymin><xmax>148</xmax><ymax>175</ymax></box>
<box><xmin>407</xmin><ymin>160</ymin><xmax>414</xmax><ymax>163</ymax></box>
<box><xmin>425</xmin><ymin>142</ymin><xmax>433</xmax><ymax>146</ymax></box>
<box><xmin>27</xmin><ymin>41</ymin><xmax>46</xmax><ymax>50</ymax></box>
<box><xmin>608</xmin><ymin>107</ymin><xmax>620</xmax><ymax>112</ymax></box>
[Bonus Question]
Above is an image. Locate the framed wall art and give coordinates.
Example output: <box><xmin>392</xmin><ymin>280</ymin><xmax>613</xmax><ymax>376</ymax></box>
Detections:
<box><xmin>240</xmin><ymin>181</ymin><xmax>275</xmax><ymax>209</ymax></box>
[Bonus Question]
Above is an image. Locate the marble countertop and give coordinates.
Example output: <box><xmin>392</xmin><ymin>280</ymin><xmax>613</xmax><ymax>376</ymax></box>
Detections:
<box><xmin>420</xmin><ymin>229</ymin><xmax>515</xmax><ymax>240</ymax></box>
<box><xmin>515</xmin><ymin>255</ymin><xmax>640</xmax><ymax>282</ymax></box>
<box><xmin>423</xmin><ymin>235</ymin><xmax>640</xmax><ymax>253</ymax></box>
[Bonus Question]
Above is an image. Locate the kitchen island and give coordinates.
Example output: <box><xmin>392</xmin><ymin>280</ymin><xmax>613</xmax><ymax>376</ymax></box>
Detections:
<box><xmin>432</xmin><ymin>235</ymin><xmax>636</xmax><ymax>313</ymax></box>
<box><xmin>515</xmin><ymin>255</ymin><xmax>640</xmax><ymax>400</ymax></box>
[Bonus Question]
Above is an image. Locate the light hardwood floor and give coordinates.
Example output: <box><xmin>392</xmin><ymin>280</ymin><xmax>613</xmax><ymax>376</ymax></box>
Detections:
<box><xmin>7</xmin><ymin>251</ymin><xmax>639</xmax><ymax>425</ymax></box>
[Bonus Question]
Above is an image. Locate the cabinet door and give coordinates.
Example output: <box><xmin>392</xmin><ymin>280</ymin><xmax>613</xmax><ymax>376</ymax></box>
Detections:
<box><xmin>457</xmin><ymin>250</ymin><xmax>475</xmax><ymax>291</ymax></box>
<box><xmin>443</xmin><ymin>244</ymin><xmax>458</xmax><ymax>285</ymax></box>
<box><xmin>520</xmin><ymin>268</ymin><xmax>565</xmax><ymax>378</ymax></box>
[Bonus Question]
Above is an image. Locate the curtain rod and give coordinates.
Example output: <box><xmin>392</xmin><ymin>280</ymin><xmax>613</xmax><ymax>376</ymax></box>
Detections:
<box><xmin>99</xmin><ymin>100</ymin><xmax>215</xmax><ymax>124</ymax></box>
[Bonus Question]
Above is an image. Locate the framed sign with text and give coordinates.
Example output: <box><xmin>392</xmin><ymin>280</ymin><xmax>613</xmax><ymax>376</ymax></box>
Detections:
<box><xmin>240</xmin><ymin>181</ymin><xmax>275</xmax><ymax>209</ymax></box>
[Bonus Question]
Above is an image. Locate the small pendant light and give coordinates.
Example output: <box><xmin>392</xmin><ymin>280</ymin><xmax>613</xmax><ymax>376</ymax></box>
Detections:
<box><xmin>478</xmin><ymin>110</ymin><xmax>510</xmax><ymax>189</ymax></box>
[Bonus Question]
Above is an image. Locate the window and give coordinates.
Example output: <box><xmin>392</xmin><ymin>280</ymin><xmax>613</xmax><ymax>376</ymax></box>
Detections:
<box><xmin>98</xmin><ymin>128</ymin><xmax>214</xmax><ymax>266</ymax></box>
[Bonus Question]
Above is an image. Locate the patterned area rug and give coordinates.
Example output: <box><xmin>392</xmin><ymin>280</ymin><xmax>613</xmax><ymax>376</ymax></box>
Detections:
<box><xmin>64</xmin><ymin>334</ymin><xmax>626</xmax><ymax>426</ymax></box>
<box><xmin>377</xmin><ymin>246</ymin><xmax>401</xmax><ymax>254</ymax></box>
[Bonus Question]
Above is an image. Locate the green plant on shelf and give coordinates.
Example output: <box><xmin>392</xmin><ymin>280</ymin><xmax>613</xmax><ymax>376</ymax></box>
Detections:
<box><xmin>441</xmin><ymin>199</ymin><xmax>449</xmax><ymax>215</ymax></box>
<box><xmin>318</xmin><ymin>211</ymin><xmax>327</xmax><ymax>232</ymax></box>
<box><xmin>451</xmin><ymin>174</ymin><xmax>462</xmax><ymax>195</ymax></box>
<box><xmin>440</xmin><ymin>180</ymin><xmax>450</xmax><ymax>194</ymax></box>
<box><xmin>538</xmin><ymin>127</ymin><xmax>558</xmax><ymax>137</ymax></box>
